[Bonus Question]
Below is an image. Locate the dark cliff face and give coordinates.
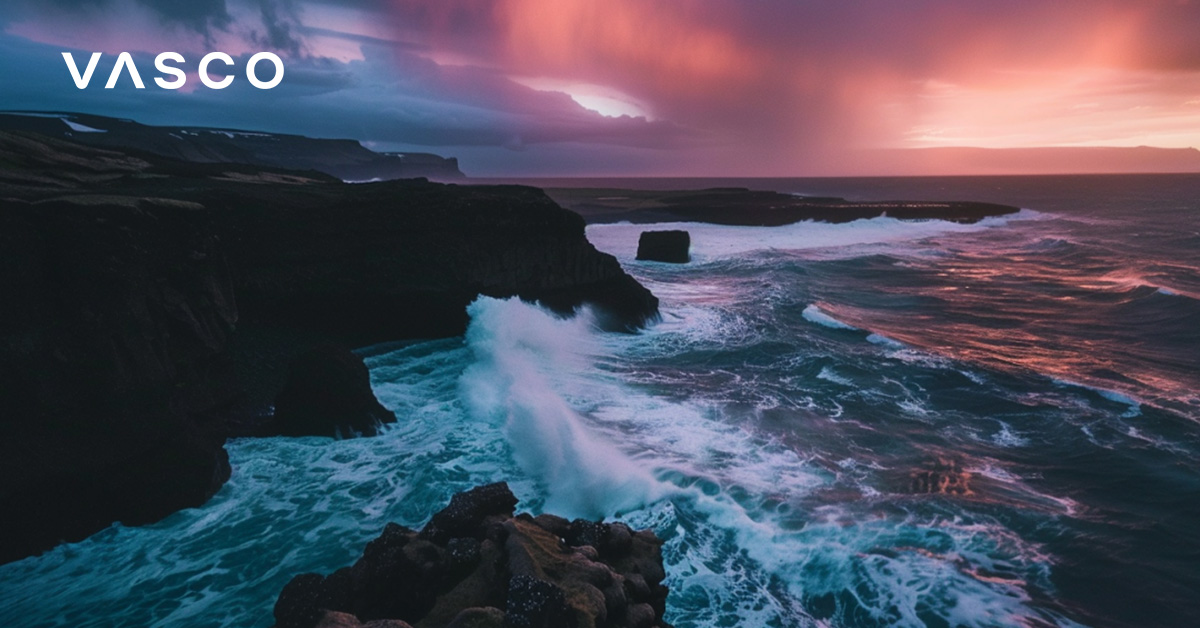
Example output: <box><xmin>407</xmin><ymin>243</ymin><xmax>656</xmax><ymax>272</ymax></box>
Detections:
<box><xmin>213</xmin><ymin>178</ymin><xmax>658</xmax><ymax>344</ymax></box>
<box><xmin>0</xmin><ymin>196</ymin><xmax>238</xmax><ymax>565</ymax></box>
<box><xmin>0</xmin><ymin>130</ymin><xmax>658</xmax><ymax>564</ymax></box>
<box><xmin>0</xmin><ymin>112</ymin><xmax>466</xmax><ymax>182</ymax></box>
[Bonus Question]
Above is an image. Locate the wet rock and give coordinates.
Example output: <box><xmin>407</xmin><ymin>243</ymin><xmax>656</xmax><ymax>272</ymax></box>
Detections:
<box><xmin>313</xmin><ymin>610</ymin><xmax>413</xmax><ymax>628</ymax></box>
<box><xmin>505</xmin><ymin>575</ymin><xmax>572</xmax><ymax>628</ymax></box>
<box><xmin>272</xmin><ymin>483</ymin><xmax>672</xmax><ymax>628</ymax></box>
<box><xmin>636</xmin><ymin>230</ymin><xmax>691</xmax><ymax>263</ymax></box>
<box><xmin>445</xmin><ymin>607</ymin><xmax>505</xmax><ymax>628</ymax></box>
<box><xmin>269</xmin><ymin>345</ymin><xmax>395</xmax><ymax>437</ymax></box>
<box><xmin>421</xmin><ymin>483</ymin><xmax>520</xmax><ymax>544</ymax></box>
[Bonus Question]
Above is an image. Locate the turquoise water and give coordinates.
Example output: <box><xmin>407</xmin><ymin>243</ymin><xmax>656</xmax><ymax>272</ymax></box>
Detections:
<box><xmin>3</xmin><ymin>175</ymin><xmax>1199</xmax><ymax>627</ymax></box>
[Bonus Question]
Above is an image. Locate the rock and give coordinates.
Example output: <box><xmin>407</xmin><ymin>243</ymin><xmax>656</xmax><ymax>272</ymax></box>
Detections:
<box><xmin>277</xmin><ymin>574</ymin><xmax>336</xmax><ymax>628</ymax></box>
<box><xmin>221</xmin><ymin>178</ymin><xmax>660</xmax><ymax>340</ymax></box>
<box><xmin>313</xmin><ymin>610</ymin><xmax>414</xmax><ymax>628</ymax></box>
<box><xmin>504</xmin><ymin>575</ymin><xmax>572</xmax><ymax>628</ymax></box>
<box><xmin>0</xmin><ymin>195</ymin><xmax>236</xmax><ymax>566</ymax></box>
<box><xmin>0</xmin><ymin>129</ymin><xmax>660</xmax><ymax>565</ymax></box>
<box><xmin>636</xmin><ymin>231</ymin><xmax>691</xmax><ymax>263</ymax></box>
<box><xmin>445</xmin><ymin>607</ymin><xmax>505</xmax><ymax>628</ymax></box>
<box><xmin>272</xmin><ymin>483</ymin><xmax>673</xmax><ymax>628</ymax></box>
<box><xmin>270</xmin><ymin>345</ymin><xmax>396</xmax><ymax>437</ymax></box>
<box><xmin>420</xmin><ymin>483</ymin><xmax>520</xmax><ymax>544</ymax></box>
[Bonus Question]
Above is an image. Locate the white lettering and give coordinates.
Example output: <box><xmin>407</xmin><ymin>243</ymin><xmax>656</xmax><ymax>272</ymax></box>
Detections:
<box><xmin>66</xmin><ymin>51</ymin><xmax>285</xmax><ymax>90</ymax></box>
<box><xmin>245</xmin><ymin>52</ymin><xmax>284</xmax><ymax>89</ymax></box>
<box><xmin>105</xmin><ymin>52</ymin><xmax>145</xmax><ymax>89</ymax></box>
<box><xmin>199</xmin><ymin>52</ymin><xmax>234</xmax><ymax>89</ymax></box>
<box><xmin>62</xmin><ymin>52</ymin><xmax>102</xmax><ymax>89</ymax></box>
<box><xmin>154</xmin><ymin>52</ymin><xmax>187</xmax><ymax>90</ymax></box>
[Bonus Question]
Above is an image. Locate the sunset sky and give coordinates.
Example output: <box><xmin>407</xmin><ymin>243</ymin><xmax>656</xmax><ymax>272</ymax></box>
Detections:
<box><xmin>3</xmin><ymin>0</ymin><xmax>1200</xmax><ymax>175</ymax></box>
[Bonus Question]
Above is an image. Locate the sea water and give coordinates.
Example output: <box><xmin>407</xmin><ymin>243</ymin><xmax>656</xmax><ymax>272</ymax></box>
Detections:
<box><xmin>2</xmin><ymin>174</ymin><xmax>1199</xmax><ymax>627</ymax></box>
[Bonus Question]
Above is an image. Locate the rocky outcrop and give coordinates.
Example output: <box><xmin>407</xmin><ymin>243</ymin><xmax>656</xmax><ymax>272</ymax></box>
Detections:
<box><xmin>0</xmin><ymin>130</ymin><xmax>659</xmax><ymax>564</ymax></box>
<box><xmin>636</xmin><ymin>231</ymin><xmax>690</xmax><ymax>264</ymax></box>
<box><xmin>216</xmin><ymin>178</ymin><xmax>659</xmax><ymax>342</ymax></box>
<box><xmin>269</xmin><ymin>345</ymin><xmax>396</xmax><ymax>437</ymax></box>
<box><xmin>273</xmin><ymin>483</ymin><xmax>672</xmax><ymax>628</ymax></box>
<box><xmin>0</xmin><ymin>195</ymin><xmax>238</xmax><ymax>565</ymax></box>
<box><xmin>0</xmin><ymin>112</ymin><xmax>465</xmax><ymax>181</ymax></box>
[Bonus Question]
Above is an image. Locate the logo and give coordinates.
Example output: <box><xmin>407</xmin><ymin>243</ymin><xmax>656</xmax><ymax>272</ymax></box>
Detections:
<box><xmin>62</xmin><ymin>52</ymin><xmax>284</xmax><ymax>90</ymax></box>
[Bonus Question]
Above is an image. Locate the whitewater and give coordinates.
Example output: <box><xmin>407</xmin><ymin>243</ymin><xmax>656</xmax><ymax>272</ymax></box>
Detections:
<box><xmin>3</xmin><ymin>174</ymin><xmax>1199</xmax><ymax>627</ymax></box>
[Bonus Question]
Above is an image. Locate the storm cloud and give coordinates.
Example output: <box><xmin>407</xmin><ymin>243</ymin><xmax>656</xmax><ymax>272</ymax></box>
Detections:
<box><xmin>4</xmin><ymin>0</ymin><xmax>1200</xmax><ymax>174</ymax></box>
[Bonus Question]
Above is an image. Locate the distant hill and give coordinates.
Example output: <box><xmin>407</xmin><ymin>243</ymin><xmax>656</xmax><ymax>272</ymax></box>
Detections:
<box><xmin>0</xmin><ymin>111</ymin><xmax>465</xmax><ymax>181</ymax></box>
<box><xmin>851</xmin><ymin>146</ymin><xmax>1200</xmax><ymax>176</ymax></box>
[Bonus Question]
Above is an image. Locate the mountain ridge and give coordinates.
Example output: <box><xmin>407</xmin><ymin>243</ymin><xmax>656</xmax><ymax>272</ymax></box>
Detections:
<box><xmin>0</xmin><ymin>111</ymin><xmax>466</xmax><ymax>181</ymax></box>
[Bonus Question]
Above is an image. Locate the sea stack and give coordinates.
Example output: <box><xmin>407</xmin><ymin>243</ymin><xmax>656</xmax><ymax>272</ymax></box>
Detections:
<box><xmin>636</xmin><ymin>230</ymin><xmax>691</xmax><ymax>263</ymax></box>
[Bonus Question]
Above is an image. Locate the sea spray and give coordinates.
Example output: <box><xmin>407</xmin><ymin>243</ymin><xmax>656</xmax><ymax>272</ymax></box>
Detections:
<box><xmin>5</xmin><ymin>179</ymin><xmax>1199</xmax><ymax>627</ymax></box>
<box><xmin>459</xmin><ymin>296</ymin><xmax>662</xmax><ymax>518</ymax></box>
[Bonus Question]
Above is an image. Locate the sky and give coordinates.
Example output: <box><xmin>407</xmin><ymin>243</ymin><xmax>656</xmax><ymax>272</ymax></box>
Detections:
<box><xmin>3</xmin><ymin>0</ymin><xmax>1200</xmax><ymax>176</ymax></box>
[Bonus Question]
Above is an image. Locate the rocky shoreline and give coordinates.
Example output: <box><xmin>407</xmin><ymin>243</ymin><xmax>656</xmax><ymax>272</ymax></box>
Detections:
<box><xmin>0</xmin><ymin>130</ymin><xmax>658</xmax><ymax>564</ymax></box>
<box><xmin>273</xmin><ymin>483</ymin><xmax>672</xmax><ymax>628</ymax></box>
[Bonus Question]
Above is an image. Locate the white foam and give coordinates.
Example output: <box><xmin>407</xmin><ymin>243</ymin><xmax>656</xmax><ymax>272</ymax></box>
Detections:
<box><xmin>1051</xmin><ymin>378</ymin><xmax>1142</xmax><ymax>417</ymax></box>
<box><xmin>867</xmin><ymin>333</ymin><xmax>907</xmax><ymax>349</ymax></box>
<box><xmin>585</xmin><ymin>211</ymin><xmax>1034</xmax><ymax>262</ymax></box>
<box><xmin>0</xmin><ymin>291</ymin><xmax>1069</xmax><ymax>628</ymax></box>
<box><xmin>802</xmin><ymin>304</ymin><xmax>860</xmax><ymax>330</ymax></box>
<box><xmin>817</xmin><ymin>366</ymin><xmax>854</xmax><ymax>387</ymax></box>
<box><xmin>991</xmin><ymin>422</ymin><xmax>1030</xmax><ymax>448</ymax></box>
<box><xmin>459</xmin><ymin>297</ymin><xmax>662</xmax><ymax>518</ymax></box>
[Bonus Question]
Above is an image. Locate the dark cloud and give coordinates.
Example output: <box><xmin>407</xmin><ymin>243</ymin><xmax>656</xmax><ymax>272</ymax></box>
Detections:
<box><xmin>250</xmin><ymin>0</ymin><xmax>304</xmax><ymax>56</ymax></box>
<box><xmin>135</xmin><ymin>0</ymin><xmax>231</xmax><ymax>31</ymax></box>
<box><xmin>5</xmin><ymin>0</ymin><xmax>1200</xmax><ymax>175</ymax></box>
<box><xmin>28</xmin><ymin>0</ymin><xmax>233</xmax><ymax>32</ymax></box>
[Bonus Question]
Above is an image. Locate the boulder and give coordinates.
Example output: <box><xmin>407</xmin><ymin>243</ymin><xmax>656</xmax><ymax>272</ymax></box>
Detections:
<box><xmin>636</xmin><ymin>231</ymin><xmax>690</xmax><ymax>263</ymax></box>
<box><xmin>272</xmin><ymin>483</ymin><xmax>673</xmax><ymax>628</ymax></box>
<box><xmin>270</xmin><ymin>345</ymin><xmax>396</xmax><ymax>437</ymax></box>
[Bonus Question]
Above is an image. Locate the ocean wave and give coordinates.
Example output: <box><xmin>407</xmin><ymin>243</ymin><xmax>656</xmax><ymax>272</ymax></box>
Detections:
<box><xmin>802</xmin><ymin>304</ymin><xmax>861</xmax><ymax>330</ymax></box>
<box><xmin>1051</xmin><ymin>377</ymin><xmax>1143</xmax><ymax>418</ymax></box>
<box><xmin>585</xmin><ymin>210</ymin><xmax>1038</xmax><ymax>262</ymax></box>
<box><xmin>459</xmin><ymin>297</ymin><xmax>662</xmax><ymax>518</ymax></box>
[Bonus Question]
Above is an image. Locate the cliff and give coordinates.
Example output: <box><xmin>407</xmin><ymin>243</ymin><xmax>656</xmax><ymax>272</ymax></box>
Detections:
<box><xmin>0</xmin><ymin>112</ymin><xmax>465</xmax><ymax>181</ymax></box>
<box><xmin>0</xmin><ymin>130</ymin><xmax>658</xmax><ymax>564</ymax></box>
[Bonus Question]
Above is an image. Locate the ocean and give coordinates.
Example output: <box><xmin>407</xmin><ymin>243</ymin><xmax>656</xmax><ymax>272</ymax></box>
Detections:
<box><xmin>2</xmin><ymin>174</ymin><xmax>1198</xmax><ymax>627</ymax></box>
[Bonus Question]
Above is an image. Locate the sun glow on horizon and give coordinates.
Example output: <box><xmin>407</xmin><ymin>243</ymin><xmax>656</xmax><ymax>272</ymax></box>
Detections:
<box><xmin>512</xmin><ymin>76</ymin><xmax>651</xmax><ymax>119</ymax></box>
<box><xmin>897</xmin><ymin>68</ymin><xmax>1200</xmax><ymax>151</ymax></box>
